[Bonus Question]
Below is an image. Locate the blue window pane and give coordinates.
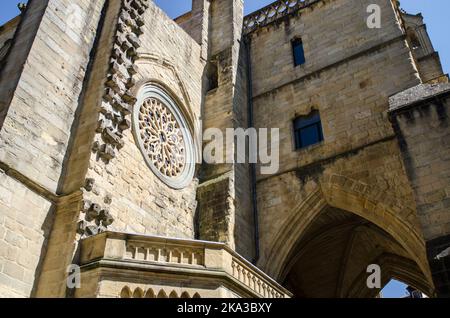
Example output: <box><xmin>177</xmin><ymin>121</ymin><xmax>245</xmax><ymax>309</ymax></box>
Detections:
<box><xmin>292</xmin><ymin>39</ymin><xmax>305</xmax><ymax>66</ymax></box>
<box><xmin>294</xmin><ymin>113</ymin><xmax>320</xmax><ymax>129</ymax></box>
<box><xmin>293</xmin><ymin>112</ymin><xmax>324</xmax><ymax>149</ymax></box>
<box><xmin>300</xmin><ymin>125</ymin><xmax>320</xmax><ymax>148</ymax></box>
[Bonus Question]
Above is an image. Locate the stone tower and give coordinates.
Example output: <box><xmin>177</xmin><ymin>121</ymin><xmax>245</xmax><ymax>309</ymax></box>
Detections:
<box><xmin>0</xmin><ymin>0</ymin><xmax>449</xmax><ymax>298</ymax></box>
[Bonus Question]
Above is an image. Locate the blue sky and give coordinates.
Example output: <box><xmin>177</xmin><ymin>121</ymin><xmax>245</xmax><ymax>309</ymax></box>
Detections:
<box><xmin>0</xmin><ymin>0</ymin><xmax>443</xmax><ymax>298</ymax></box>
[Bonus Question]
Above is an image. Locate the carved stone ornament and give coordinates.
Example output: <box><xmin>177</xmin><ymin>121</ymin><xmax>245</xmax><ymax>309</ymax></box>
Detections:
<box><xmin>133</xmin><ymin>85</ymin><xmax>195</xmax><ymax>189</ymax></box>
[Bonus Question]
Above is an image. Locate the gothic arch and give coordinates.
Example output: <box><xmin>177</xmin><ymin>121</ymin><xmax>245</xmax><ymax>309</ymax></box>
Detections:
<box><xmin>133</xmin><ymin>53</ymin><xmax>198</xmax><ymax>135</ymax></box>
<box><xmin>346</xmin><ymin>253</ymin><xmax>434</xmax><ymax>298</ymax></box>
<box><xmin>259</xmin><ymin>173</ymin><xmax>434</xmax><ymax>297</ymax></box>
<box><xmin>120</xmin><ymin>286</ymin><xmax>132</xmax><ymax>298</ymax></box>
<box><xmin>133</xmin><ymin>287</ymin><xmax>144</xmax><ymax>298</ymax></box>
<box><xmin>169</xmin><ymin>291</ymin><xmax>179</xmax><ymax>298</ymax></box>
<box><xmin>157</xmin><ymin>290</ymin><xmax>168</xmax><ymax>298</ymax></box>
<box><xmin>181</xmin><ymin>291</ymin><xmax>191</xmax><ymax>298</ymax></box>
<box><xmin>145</xmin><ymin>288</ymin><xmax>156</xmax><ymax>298</ymax></box>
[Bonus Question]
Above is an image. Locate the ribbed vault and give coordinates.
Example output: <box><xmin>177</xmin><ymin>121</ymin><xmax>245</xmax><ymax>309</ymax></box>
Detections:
<box><xmin>280</xmin><ymin>207</ymin><xmax>433</xmax><ymax>298</ymax></box>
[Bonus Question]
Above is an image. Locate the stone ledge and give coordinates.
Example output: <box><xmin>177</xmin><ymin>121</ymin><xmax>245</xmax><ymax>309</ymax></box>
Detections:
<box><xmin>79</xmin><ymin>231</ymin><xmax>292</xmax><ymax>298</ymax></box>
<box><xmin>389</xmin><ymin>83</ymin><xmax>450</xmax><ymax>112</ymax></box>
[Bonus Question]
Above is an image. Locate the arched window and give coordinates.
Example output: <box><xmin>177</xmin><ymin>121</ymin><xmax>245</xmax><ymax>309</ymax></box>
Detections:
<box><xmin>293</xmin><ymin>110</ymin><xmax>324</xmax><ymax>150</ymax></box>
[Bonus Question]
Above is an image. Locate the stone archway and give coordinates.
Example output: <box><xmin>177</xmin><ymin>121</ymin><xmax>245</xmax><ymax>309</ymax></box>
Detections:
<box><xmin>258</xmin><ymin>174</ymin><xmax>434</xmax><ymax>298</ymax></box>
<box><xmin>346</xmin><ymin>253</ymin><xmax>434</xmax><ymax>298</ymax></box>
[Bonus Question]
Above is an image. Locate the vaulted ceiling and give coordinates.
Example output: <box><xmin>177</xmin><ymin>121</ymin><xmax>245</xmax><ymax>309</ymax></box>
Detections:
<box><xmin>281</xmin><ymin>207</ymin><xmax>431</xmax><ymax>298</ymax></box>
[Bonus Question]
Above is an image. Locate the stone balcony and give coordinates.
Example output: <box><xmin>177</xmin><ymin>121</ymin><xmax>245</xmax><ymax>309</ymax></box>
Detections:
<box><xmin>76</xmin><ymin>232</ymin><xmax>292</xmax><ymax>298</ymax></box>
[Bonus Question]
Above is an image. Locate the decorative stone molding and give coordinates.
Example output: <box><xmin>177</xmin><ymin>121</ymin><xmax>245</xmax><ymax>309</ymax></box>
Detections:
<box><xmin>78</xmin><ymin>0</ymin><xmax>151</xmax><ymax>237</ymax></box>
<box><xmin>78</xmin><ymin>232</ymin><xmax>292</xmax><ymax>298</ymax></box>
<box><xmin>93</xmin><ymin>0</ymin><xmax>150</xmax><ymax>163</ymax></box>
<box><xmin>243</xmin><ymin>0</ymin><xmax>320</xmax><ymax>34</ymax></box>
<box><xmin>77</xmin><ymin>198</ymin><xmax>114</xmax><ymax>238</ymax></box>
<box><xmin>120</xmin><ymin>286</ymin><xmax>201</xmax><ymax>298</ymax></box>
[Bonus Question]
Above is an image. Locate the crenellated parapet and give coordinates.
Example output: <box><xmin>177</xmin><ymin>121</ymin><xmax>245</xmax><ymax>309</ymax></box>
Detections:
<box><xmin>243</xmin><ymin>0</ymin><xmax>320</xmax><ymax>34</ymax></box>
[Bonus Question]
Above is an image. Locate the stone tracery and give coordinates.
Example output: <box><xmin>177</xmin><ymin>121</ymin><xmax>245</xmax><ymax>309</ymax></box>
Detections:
<box><xmin>133</xmin><ymin>84</ymin><xmax>195</xmax><ymax>189</ymax></box>
<box><xmin>138</xmin><ymin>97</ymin><xmax>186</xmax><ymax>178</ymax></box>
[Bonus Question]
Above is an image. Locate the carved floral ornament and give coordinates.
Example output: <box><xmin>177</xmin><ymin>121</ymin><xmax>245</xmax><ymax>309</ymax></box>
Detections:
<box><xmin>133</xmin><ymin>84</ymin><xmax>195</xmax><ymax>189</ymax></box>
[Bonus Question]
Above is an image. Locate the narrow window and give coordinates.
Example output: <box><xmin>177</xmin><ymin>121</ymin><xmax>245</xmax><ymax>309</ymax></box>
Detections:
<box><xmin>206</xmin><ymin>61</ymin><xmax>218</xmax><ymax>92</ymax></box>
<box><xmin>294</xmin><ymin>111</ymin><xmax>324</xmax><ymax>149</ymax></box>
<box><xmin>292</xmin><ymin>38</ymin><xmax>305</xmax><ymax>66</ymax></box>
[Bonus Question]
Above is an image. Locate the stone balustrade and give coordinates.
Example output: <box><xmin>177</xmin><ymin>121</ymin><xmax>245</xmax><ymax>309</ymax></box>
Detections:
<box><xmin>78</xmin><ymin>232</ymin><xmax>291</xmax><ymax>298</ymax></box>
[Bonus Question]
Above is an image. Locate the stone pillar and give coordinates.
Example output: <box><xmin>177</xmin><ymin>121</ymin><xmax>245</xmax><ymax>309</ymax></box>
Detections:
<box><xmin>190</xmin><ymin>0</ymin><xmax>210</xmax><ymax>60</ymax></box>
<box><xmin>197</xmin><ymin>0</ymin><xmax>255</xmax><ymax>261</ymax></box>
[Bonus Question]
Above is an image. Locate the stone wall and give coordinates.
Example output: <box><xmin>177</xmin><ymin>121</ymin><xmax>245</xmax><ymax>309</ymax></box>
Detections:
<box><xmin>0</xmin><ymin>0</ymin><xmax>105</xmax><ymax>192</ymax></box>
<box><xmin>0</xmin><ymin>171</ymin><xmax>52</xmax><ymax>297</ymax></box>
<box><xmin>402</xmin><ymin>12</ymin><xmax>445</xmax><ymax>83</ymax></box>
<box><xmin>82</xmin><ymin>1</ymin><xmax>204</xmax><ymax>239</ymax></box>
<box><xmin>0</xmin><ymin>0</ymin><xmax>106</xmax><ymax>297</ymax></box>
<box><xmin>390</xmin><ymin>84</ymin><xmax>450</xmax><ymax>241</ymax></box>
<box><xmin>416</xmin><ymin>53</ymin><xmax>446</xmax><ymax>83</ymax></box>
<box><xmin>197</xmin><ymin>0</ymin><xmax>255</xmax><ymax>261</ymax></box>
<box><xmin>0</xmin><ymin>0</ymin><xmax>447</xmax><ymax>298</ymax></box>
<box><xmin>389</xmin><ymin>83</ymin><xmax>450</xmax><ymax>297</ymax></box>
<box><xmin>248</xmin><ymin>0</ymin><xmax>429</xmax><ymax>280</ymax></box>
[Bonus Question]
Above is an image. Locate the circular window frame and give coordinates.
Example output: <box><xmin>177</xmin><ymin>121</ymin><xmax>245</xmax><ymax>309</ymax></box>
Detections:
<box><xmin>133</xmin><ymin>84</ymin><xmax>195</xmax><ymax>189</ymax></box>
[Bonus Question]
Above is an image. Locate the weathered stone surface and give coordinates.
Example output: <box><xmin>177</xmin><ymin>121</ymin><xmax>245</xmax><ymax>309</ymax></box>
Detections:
<box><xmin>0</xmin><ymin>0</ymin><xmax>448</xmax><ymax>298</ymax></box>
<box><xmin>389</xmin><ymin>83</ymin><xmax>450</xmax><ymax>111</ymax></box>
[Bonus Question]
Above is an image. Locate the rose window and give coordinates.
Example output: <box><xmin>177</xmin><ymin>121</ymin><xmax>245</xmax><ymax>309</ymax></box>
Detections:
<box><xmin>133</xmin><ymin>85</ymin><xmax>195</xmax><ymax>189</ymax></box>
<box><xmin>138</xmin><ymin>97</ymin><xmax>186</xmax><ymax>177</ymax></box>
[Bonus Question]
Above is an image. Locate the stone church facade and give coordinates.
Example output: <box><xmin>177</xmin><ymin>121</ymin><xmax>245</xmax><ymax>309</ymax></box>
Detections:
<box><xmin>0</xmin><ymin>0</ymin><xmax>449</xmax><ymax>298</ymax></box>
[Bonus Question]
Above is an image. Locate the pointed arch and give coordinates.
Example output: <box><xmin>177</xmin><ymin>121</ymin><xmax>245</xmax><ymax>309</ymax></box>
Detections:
<box><xmin>120</xmin><ymin>286</ymin><xmax>132</xmax><ymax>298</ymax></box>
<box><xmin>169</xmin><ymin>291</ymin><xmax>179</xmax><ymax>298</ymax></box>
<box><xmin>157</xmin><ymin>290</ymin><xmax>168</xmax><ymax>298</ymax></box>
<box><xmin>133</xmin><ymin>287</ymin><xmax>144</xmax><ymax>298</ymax></box>
<box><xmin>346</xmin><ymin>253</ymin><xmax>434</xmax><ymax>298</ymax></box>
<box><xmin>259</xmin><ymin>174</ymin><xmax>433</xmax><ymax>294</ymax></box>
<box><xmin>145</xmin><ymin>288</ymin><xmax>156</xmax><ymax>298</ymax></box>
<box><xmin>133</xmin><ymin>53</ymin><xmax>196</xmax><ymax>133</ymax></box>
<box><xmin>180</xmin><ymin>291</ymin><xmax>191</xmax><ymax>298</ymax></box>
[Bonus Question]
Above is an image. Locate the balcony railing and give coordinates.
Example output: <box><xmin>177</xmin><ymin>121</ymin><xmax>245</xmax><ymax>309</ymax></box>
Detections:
<box><xmin>78</xmin><ymin>231</ymin><xmax>291</xmax><ymax>298</ymax></box>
